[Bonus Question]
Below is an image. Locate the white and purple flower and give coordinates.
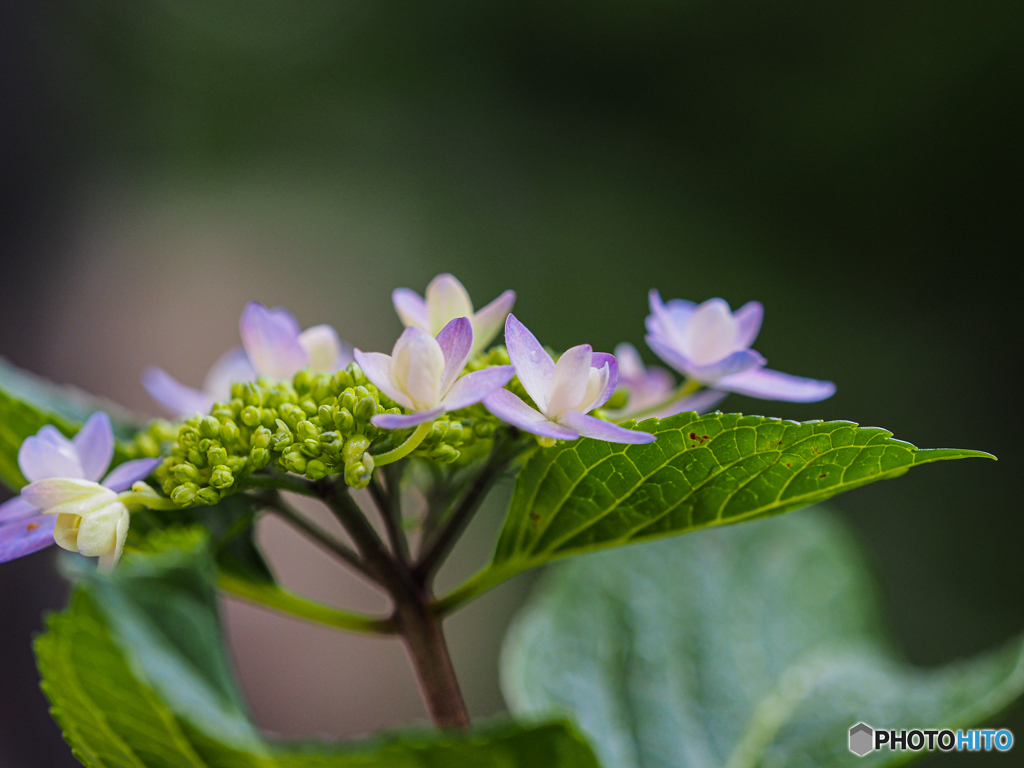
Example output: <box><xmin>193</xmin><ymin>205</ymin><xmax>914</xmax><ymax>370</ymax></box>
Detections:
<box><xmin>354</xmin><ymin>317</ymin><xmax>515</xmax><ymax>430</ymax></box>
<box><xmin>392</xmin><ymin>274</ymin><xmax>515</xmax><ymax>358</ymax></box>
<box><xmin>645</xmin><ymin>291</ymin><xmax>835</xmax><ymax>402</ymax></box>
<box><xmin>0</xmin><ymin>413</ymin><xmax>161</xmax><ymax>568</ymax></box>
<box><xmin>144</xmin><ymin>302</ymin><xmax>352</xmax><ymax>418</ymax></box>
<box><xmin>483</xmin><ymin>315</ymin><xmax>656</xmax><ymax>444</ymax></box>
<box><xmin>609</xmin><ymin>343</ymin><xmax>727</xmax><ymax>420</ymax></box>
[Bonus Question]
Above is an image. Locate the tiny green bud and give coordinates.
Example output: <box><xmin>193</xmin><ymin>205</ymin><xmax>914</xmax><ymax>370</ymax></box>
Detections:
<box><xmin>604</xmin><ymin>388</ymin><xmax>630</xmax><ymax>411</ymax></box>
<box><xmin>319</xmin><ymin>431</ymin><xmax>344</xmax><ymax>454</ymax></box>
<box><xmin>348</xmin><ymin>363</ymin><xmax>366</xmax><ymax>386</ymax></box>
<box><xmin>296</xmin><ymin>420</ymin><xmax>320</xmax><ymax>441</ymax></box>
<box><xmin>241</xmin><ymin>405</ymin><xmax>262</xmax><ymax>427</ymax></box>
<box><xmin>199</xmin><ymin>415</ymin><xmax>220</xmax><ymax>439</ymax></box>
<box><xmin>345</xmin><ymin>461</ymin><xmax>371</xmax><ymax>489</ymax></box>
<box><xmin>339</xmin><ymin>389</ymin><xmax>357</xmax><ymax>412</ymax></box>
<box><xmin>197</xmin><ymin>487</ymin><xmax>221</xmax><ymax>505</ymax></box>
<box><xmin>332</xmin><ymin>407</ymin><xmax>354</xmax><ymax>433</ymax></box>
<box><xmin>226</xmin><ymin>455</ymin><xmax>248</xmax><ymax>473</ymax></box>
<box><xmin>432</xmin><ymin>444</ymin><xmax>460</xmax><ymax>463</ymax></box>
<box><xmin>250</xmin><ymin>447</ymin><xmax>270</xmax><ymax>469</ymax></box>
<box><xmin>361</xmin><ymin>451</ymin><xmax>375</xmax><ymax>475</ymax></box>
<box><xmin>172</xmin><ymin>463</ymin><xmax>200</xmax><ymax>483</ymax></box>
<box><xmin>161</xmin><ymin>478</ymin><xmax>177</xmax><ymax>496</ymax></box>
<box><xmin>317</xmin><ymin>404</ymin><xmax>334</xmax><ymax>426</ymax></box>
<box><xmin>343</xmin><ymin>435</ymin><xmax>371</xmax><ymax>465</ymax></box>
<box><xmin>305</xmin><ymin>459</ymin><xmax>327</xmax><ymax>480</ymax></box>
<box><xmin>171</xmin><ymin>482</ymin><xmax>199</xmax><ymax>505</ymax></box>
<box><xmin>301</xmin><ymin>438</ymin><xmax>322</xmax><ymax>457</ymax></box>
<box><xmin>333</xmin><ymin>369</ymin><xmax>354</xmax><ymax>390</ymax></box>
<box><xmin>207</xmin><ymin>445</ymin><xmax>228</xmax><ymax>466</ymax></box>
<box><xmin>186</xmin><ymin>448</ymin><xmax>208</xmax><ymax>468</ymax></box>
<box><xmin>220</xmin><ymin>419</ymin><xmax>240</xmax><ymax>444</ymax></box>
<box><xmin>474</xmin><ymin>420</ymin><xmax>496</xmax><ymax>438</ymax></box>
<box><xmin>354</xmin><ymin>396</ymin><xmax>377</xmax><ymax>425</ymax></box>
<box><xmin>260</xmin><ymin>409</ymin><xmax>279</xmax><ymax>430</ymax></box>
<box><xmin>293</xmin><ymin>369</ymin><xmax>312</xmax><ymax>393</ymax></box>
<box><xmin>284</xmin><ymin>451</ymin><xmax>307</xmax><ymax>474</ymax></box>
<box><xmin>252</xmin><ymin>425</ymin><xmax>272</xmax><ymax>449</ymax></box>
<box><xmin>300</xmin><ymin>399</ymin><xmax>318</xmax><ymax>416</ymax></box>
<box><xmin>210</xmin><ymin>465</ymin><xmax>234</xmax><ymax>489</ymax></box>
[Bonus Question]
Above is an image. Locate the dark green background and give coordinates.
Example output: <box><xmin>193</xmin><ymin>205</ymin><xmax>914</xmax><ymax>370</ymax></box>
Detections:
<box><xmin>1</xmin><ymin>2</ymin><xmax>1021</xmax><ymax>766</ymax></box>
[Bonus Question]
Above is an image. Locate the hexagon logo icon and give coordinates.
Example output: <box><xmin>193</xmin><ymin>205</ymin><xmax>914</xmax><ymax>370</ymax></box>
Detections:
<box><xmin>849</xmin><ymin>723</ymin><xmax>874</xmax><ymax>757</ymax></box>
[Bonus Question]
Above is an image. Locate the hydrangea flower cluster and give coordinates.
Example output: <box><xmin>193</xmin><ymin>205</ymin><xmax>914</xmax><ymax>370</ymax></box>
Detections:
<box><xmin>1</xmin><ymin>272</ymin><xmax>834</xmax><ymax>566</ymax></box>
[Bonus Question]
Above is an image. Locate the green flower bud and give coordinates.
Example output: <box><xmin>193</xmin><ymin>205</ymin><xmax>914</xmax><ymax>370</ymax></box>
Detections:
<box><xmin>301</xmin><ymin>438</ymin><xmax>322</xmax><ymax>457</ymax></box>
<box><xmin>293</xmin><ymin>369</ymin><xmax>312</xmax><ymax>393</ymax></box>
<box><xmin>283</xmin><ymin>451</ymin><xmax>307</xmax><ymax>474</ymax></box>
<box><xmin>300</xmin><ymin>399</ymin><xmax>318</xmax><ymax>417</ymax></box>
<box><xmin>207</xmin><ymin>445</ymin><xmax>228</xmax><ymax>466</ymax></box>
<box><xmin>199</xmin><ymin>415</ymin><xmax>220</xmax><ymax>439</ymax></box>
<box><xmin>252</xmin><ymin>425</ymin><xmax>273</xmax><ymax>450</ymax></box>
<box><xmin>161</xmin><ymin>477</ymin><xmax>177</xmax><ymax>496</ymax></box>
<box><xmin>260</xmin><ymin>409</ymin><xmax>279</xmax><ymax>430</ymax></box>
<box><xmin>344</xmin><ymin>461</ymin><xmax>371</xmax><ymax>489</ymax></box>
<box><xmin>319</xmin><ymin>431</ymin><xmax>344</xmax><ymax>455</ymax></box>
<box><xmin>343</xmin><ymin>435</ymin><xmax>371</xmax><ymax>465</ymax></box>
<box><xmin>241</xmin><ymin>405</ymin><xmax>262</xmax><ymax>427</ymax></box>
<box><xmin>250</xmin><ymin>447</ymin><xmax>270</xmax><ymax>469</ymax></box>
<box><xmin>171</xmin><ymin>482</ymin><xmax>199</xmax><ymax>505</ymax></box>
<box><xmin>197</xmin><ymin>487</ymin><xmax>221</xmax><ymax>505</ymax></box>
<box><xmin>354</xmin><ymin>396</ymin><xmax>377</xmax><ymax>425</ymax></box>
<box><xmin>432</xmin><ymin>444</ymin><xmax>460</xmax><ymax>463</ymax></box>
<box><xmin>333</xmin><ymin>369</ymin><xmax>354</xmax><ymax>390</ymax></box>
<box><xmin>186</xmin><ymin>448</ymin><xmax>207</xmax><ymax>468</ymax></box>
<box><xmin>317</xmin><ymin>404</ymin><xmax>334</xmax><ymax>426</ymax></box>
<box><xmin>361</xmin><ymin>451</ymin><xmax>375</xmax><ymax>475</ymax></box>
<box><xmin>226</xmin><ymin>455</ymin><xmax>249</xmax><ymax>473</ymax></box>
<box><xmin>332</xmin><ymin>407</ymin><xmax>354</xmax><ymax>433</ymax></box>
<box><xmin>474</xmin><ymin>420</ymin><xmax>496</xmax><ymax>438</ymax></box>
<box><xmin>305</xmin><ymin>459</ymin><xmax>327</xmax><ymax>480</ymax></box>
<box><xmin>173</xmin><ymin>463</ymin><xmax>200</xmax><ymax>483</ymax></box>
<box><xmin>348</xmin><ymin>363</ymin><xmax>367</xmax><ymax>386</ymax></box>
<box><xmin>296</xmin><ymin>420</ymin><xmax>320</xmax><ymax>441</ymax></box>
<box><xmin>220</xmin><ymin>419</ymin><xmax>240</xmax><ymax>444</ymax></box>
<box><xmin>210</xmin><ymin>465</ymin><xmax>234</xmax><ymax>490</ymax></box>
<box><xmin>339</xmin><ymin>389</ymin><xmax>357</xmax><ymax>412</ymax></box>
<box><xmin>179</xmin><ymin>427</ymin><xmax>200</xmax><ymax>448</ymax></box>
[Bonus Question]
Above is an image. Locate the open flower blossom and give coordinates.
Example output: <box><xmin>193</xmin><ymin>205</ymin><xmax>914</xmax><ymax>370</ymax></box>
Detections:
<box><xmin>144</xmin><ymin>301</ymin><xmax>352</xmax><ymax>418</ymax></box>
<box><xmin>609</xmin><ymin>343</ymin><xmax>727</xmax><ymax>420</ymax></box>
<box><xmin>393</xmin><ymin>274</ymin><xmax>515</xmax><ymax>358</ymax></box>
<box><xmin>355</xmin><ymin>317</ymin><xmax>515</xmax><ymax>429</ymax></box>
<box><xmin>645</xmin><ymin>291</ymin><xmax>836</xmax><ymax>402</ymax></box>
<box><xmin>0</xmin><ymin>413</ymin><xmax>161</xmax><ymax>568</ymax></box>
<box><xmin>483</xmin><ymin>315</ymin><xmax>656</xmax><ymax>444</ymax></box>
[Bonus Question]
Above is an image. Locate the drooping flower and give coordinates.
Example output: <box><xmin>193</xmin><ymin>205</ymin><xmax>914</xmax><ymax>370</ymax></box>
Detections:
<box><xmin>609</xmin><ymin>343</ymin><xmax>727</xmax><ymax>420</ymax></box>
<box><xmin>483</xmin><ymin>315</ymin><xmax>656</xmax><ymax>444</ymax></box>
<box><xmin>144</xmin><ymin>302</ymin><xmax>352</xmax><ymax>417</ymax></box>
<box><xmin>645</xmin><ymin>291</ymin><xmax>835</xmax><ymax>402</ymax></box>
<box><xmin>392</xmin><ymin>274</ymin><xmax>515</xmax><ymax>357</ymax></box>
<box><xmin>0</xmin><ymin>413</ymin><xmax>161</xmax><ymax>568</ymax></box>
<box><xmin>354</xmin><ymin>317</ymin><xmax>515</xmax><ymax>429</ymax></box>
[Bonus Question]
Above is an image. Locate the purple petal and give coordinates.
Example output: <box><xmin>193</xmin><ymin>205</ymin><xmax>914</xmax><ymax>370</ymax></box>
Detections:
<box><xmin>18</xmin><ymin>427</ymin><xmax>84</xmax><ymax>483</ymax></box>
<box><xmin>649</xmin><ymin>389</ymin><xmax>729</xmax><ymax>419</ymax></box>
<box><xmin>441</xmin><ymin>366</ymin><xmax>515</xmax><ymax>412</ymax></box>
<box><xmin>142</xmin><ymin>367</ymin><xmax>217</xmax><ymax>418</ymax></box>
<box><xmin>482</xmin><ymin>389</ymin><xmax>578</xmax><ymax>441</ymax></box>
<box><xmin>72</xmin><ymin>412</ymin><xmax>115</xmax><ymax>482</ymax></box>
<box><xmin>646</xmin><ymin>336</ymin><xmax>764</xmax><ymax>383</ymax></box>
<box><xmin>559</xmin><ymin>411</ymin><xmax>657</xmax><ymax>444</ymax></box>
<box><xmin>353</xmin><ymin>350</ymin><xmax>414</xmax><ymax>411</ymax></box>
<box><xmin>436</xmin><ymin>317</ymin><xmax>474</xmax><ymax>397</ymax></box>
<box><xmin>101</xmin><ymin>457</ymin><xmax>163</xmax><ymax>493</ymax></box>
<box><xmin>239</xmin><ymin>302</ymin><xmax>308</xmax><ymax>380</ymax></box>
<box><xmin>0</xmin><ymin>496</ymin><xmax>40</xmax><ymax>524</ymax></box>
<box><xmin>392</xmin><ymin>288</ymin><xmax>429</xmax><ymax>329</ymax></box>
<box><xmin>734</xmin><ymin>301</ymin><xmax>764</xmax><ymax>348</ymax></box>
<box><xmin>716</xmin><ymin>367</ymin><xmax>836</xmax><ymax>402</ymax></box>
<box><xmin>0</xmin><ymin>515</ymin><xmax>56</xmax><ymax>563</ymax></box>
<box><xmin>298</xmin><ymin>325</ymin><xmax>350</xmax><ymax>374</ymax></box>
<box><xmin>589</xmin><ymin>352</ymin><xmax>619</xmax><ymax>410</ymax></box>
<box><xmin>372</xmin><ymin>407</ymin><xmax>444</xmax><ymax>430</ymax></box>
<box><xmin>645</xmin><ymin>289</ymin><xmax>696</xmax><ymax>340</ymax></box>
<box><xmin>613</xmin><ymin>343</ymin><xmax>645</xmax><ymax>379</ymax></box>
<box><xmin>470</xmin><ymin>290</ymin><xmax>516</xmax><ymax>356</ymax></box>
<box><xmin>504</xmin><ymin>314</ymin><xmax>554</xmax><ymax>412</ymax></box>
<box><xmin>201</xmin><ymin>347</ymin><xmax>257</xmax><ymax>402</ymax></box>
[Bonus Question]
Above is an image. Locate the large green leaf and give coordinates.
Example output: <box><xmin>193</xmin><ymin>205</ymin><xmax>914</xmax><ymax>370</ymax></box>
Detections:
<box><xmin>501</xmin><ymin>508</ymin><xmax>1024</xmax><ymax>768</ymax></box>
<box><xmin>0</xmin><ymin>355</ymin><xmax>146</xmax><ymax>489</ymax></box>
<box><xmin>36</xmin><ymin>530</ymin><xmax>601</xmax><ymax>768</ymax></box>
<box><xmin>437</xmin><ymin>413</ymin><xmax>992</xmax><ymax>611</ymax></box>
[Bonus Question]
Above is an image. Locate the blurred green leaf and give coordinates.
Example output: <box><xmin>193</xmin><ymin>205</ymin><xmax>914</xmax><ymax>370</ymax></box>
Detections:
<box><xmin>36</xmin><ymin>529</ymin><xmax>601</xmax><ymax>768</ymax></box>
<box><xmin>439</xmin><ymin>413</ymin><xmax>992</xmax><ymax>611</ymax></box>
<box><xmin>0</xmin><ymin>356</ymin><xmax>146</xmax><ymax>490</ymax></box>
<box><xmin>501</xmin><ymin>508</ymin><xmax>1024</xmax><ymax>768</ymax></box>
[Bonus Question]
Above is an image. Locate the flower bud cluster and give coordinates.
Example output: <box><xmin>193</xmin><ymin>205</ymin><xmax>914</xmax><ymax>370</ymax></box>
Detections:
<box><xmin>119</xmin><ymin>420</ymin><xmax>179</xmax><ymax>460</ymax></box>
<box><xmin>156</xmin><ymin>364</ymin><xmax>399</xmax><ymax>506</ymax></box>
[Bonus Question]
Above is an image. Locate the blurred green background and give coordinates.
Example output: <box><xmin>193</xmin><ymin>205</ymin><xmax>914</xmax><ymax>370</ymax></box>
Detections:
<box><xmin>0</xmin><ymin>2</ymin><xmax>1020</xmax><ymax>766</ymax></box>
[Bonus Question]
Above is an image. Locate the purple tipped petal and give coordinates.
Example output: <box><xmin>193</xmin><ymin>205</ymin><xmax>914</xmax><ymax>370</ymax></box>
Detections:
<box><xmin>240</xmin><ymin>302</ymin><xmax>309</xmax><ymax>380</ymax></box>
<box><xmin>371</xmin><ymin>407</ymin><xmax>444</xmax><ymax>430</ymax></box>
<box><xmin>716</xmin><ymin>367</ymin><xmax>836</xmax><ymax>402</ymax></box>
<box><xmin>589</xmin><ymin>352</ymin><xmax>620</xmax><ymax>410</ymax></box>
<box><xmin>734</xmin><ymin>301</ymin><xmax>764</xmax><ymax>348</ymax></box>
<box><xmin>649</xmin><ymin>389</ymin><xmax>729</xmax><ymax>419</ymax></box>
<box><xmin>547</xmin><ymin>345</ymin><xmax>593</xmax><ymax>418</ymax></box>
<box><xmin>101</xmin><ymin>457</ymin><xmax>163</xmax><ymax>493</ymax></box>
<box><xmin>298</xmin><ymin>325</ymin><xmax>349</xmax><ymax>374</ymax></box>
<box><xmin>0</xmin><ymin>496</ymin><xmax>39</xmax><ymax>524</ymax></box>
<box><xmin>353</xmin><ymin>350</ymin><xmax>414</xmax><ymax>411</ymax></box>
<box><xmin>646</xmin><ymin>336</ymin><xmax>765</xmax><ymax>384</ymax></box>
<box><xmin>0</xmin><ymin>515</ymin><xmax>56</xmax><ymax>563</ymax></box>
<box><xmin>559</xmin><ymin>411</ymin><xmax>657</xmax><ymax>444</ymax></box>
<box><xmin>436</xmin><ymin>317</ymin><xmax>474</xmax><ymax>396</ymax></box>
<box><xmin>142</xmin><ymin>367</ymin><xmax>217</xmax><ymax>418</ymax></box>
<box><xmin>72</xmin><ymin>412</ymin><xmax>115</xmax><ymax>482</ymax></box>
<box><xmin>470</xmin><ymin>290</ymin><xmax>516</xmax><ymax>356</ymax></box>
<box><xmin>392</xmin><ymin>287</ymin><xmax>429</xmax><ymax>329</ymax></box>
<box><xmin>483</xmin><ymin>389</ymin><xmax>578</xmax><ymax>441</ymax></box>
<box><xmin>201</xmin><ymin>347</ymin><xmax>257</xmax><ymax>403</ymax></box>
<box><xmin>504</xmin><ymin>314</ymin><xmax>555</xmax><ymax>412</ymax></box>
<box><xmin>18</xmin><ymin>428</ymin><xmax>84</xmax><ymax>483</ymax></box>
<box><xmin>441</xmin><ymin>366</ymin><xmax>515</xmax><ymax>412</ymax></box>
<box><xmin>645</xmin><ymin>289</ymin><xmax>696</xmax><ymax>340</ymax></box>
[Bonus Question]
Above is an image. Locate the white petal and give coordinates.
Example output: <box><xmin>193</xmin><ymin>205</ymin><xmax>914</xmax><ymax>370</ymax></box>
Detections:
<box><xmin>504</xmin><ymin>314</ymin><xmax>555</xmax><ymax>412</ymax></box>
<box><xmin>76</xmin><ymin>503</ymin><xmax>127</xmax><ymax>558</ymax></box>
<box><xmin>53</xmin><ymin>513</ymin><xmax>80</xmax><ymax>552</ymax></box>
<box><xmin>201</xmin><ymin>347</ymin><xmax>256</xmax><ymax>402</ymax></box>
<box><xmin>23</xmin><ymin>478</ymin><xmax>117</xmax><ymax>517</ymax></box>
<box><xmin>352</xmin><ymin>350</ymin><xmax>414</xmax><ymax>410</ymax></box>
<box><xmin>392</xmin><ymin>288</ymin><xmax>430</xmax><ymax>330</ymax></box>
<box><xmin>72</xmin><ymin>412</ymin><xmax>115</xmax><ymax>483</ymax></box>
<box><xmin>18</xmin><ymin>427</ymin><xmax>85</xmax><ymax>483</ymax></box>
<box><xmin>98</xmin><ymin>507</ymin><xmax>130</xmax><ymax>570</ymax></box>
<box><xmin>298</xmin><ymin>324</ymin><xmax>345</xmax><ymax>374</ymax></box>
<box><xmin>681</xmin><ymin>298</ymin><xmax>741</xmax><ymax>365</ymax></box>
<box><xmin>575</xmin><ymin>363</ymin><xmax>611</xmax><ymax>415</ymax></box>
<box><xmin>546</xmin><ymin>345</ymin><xmax>593</xmax><ymax>419</ymax></box>
<box><xmin>391</xmin><ymin>327</ymin><xmax>445</xmax><ymax>411</ymax></box>
<box><xmin>426</xmin><ymin>274</ymin><xmax>474</xmax><ymax>335</ymax></box>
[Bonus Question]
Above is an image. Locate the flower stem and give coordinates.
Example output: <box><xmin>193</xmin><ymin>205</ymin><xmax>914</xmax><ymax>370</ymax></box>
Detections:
<box><xmin>372</xmin><ymin>421</ymin><xmax>433</xmax><ymax>466</ymax></box>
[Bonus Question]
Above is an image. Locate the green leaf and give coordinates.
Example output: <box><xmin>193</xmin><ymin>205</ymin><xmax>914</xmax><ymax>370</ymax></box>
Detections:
<box><xmin>36</xmin><ymin>531</ymin><xmax>601</xmax><ymax>768</ymax></box>
<box><xmin>437</xmin><ymin>413</ymin><xmax>993</xmax><ymax>612</ymax></box>
<box><xmin>0</xmin><ymin>355</ymin><xmax>146</xmax><ymax>489</ymax></box>
<box><xmin>501</xmin><ymin>508</ymin><xmax>1024</xmax><ymax>768</ymax></box>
